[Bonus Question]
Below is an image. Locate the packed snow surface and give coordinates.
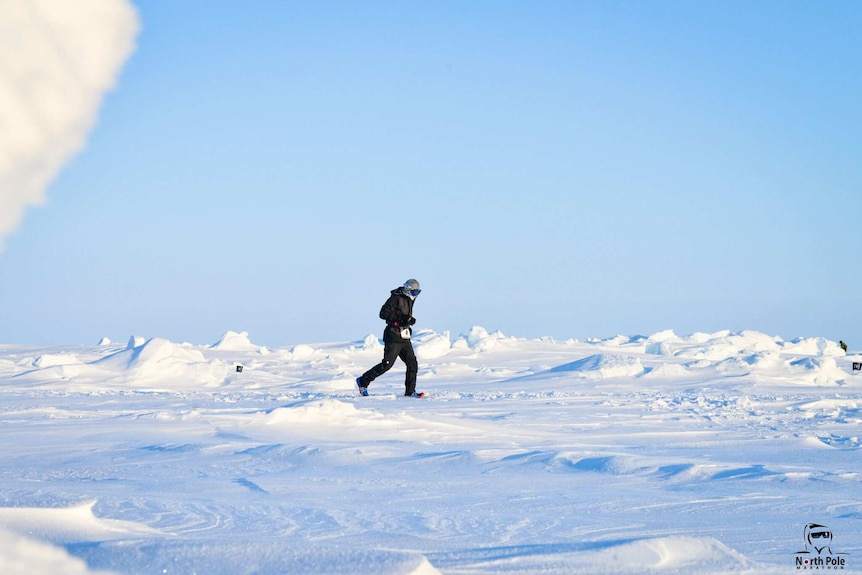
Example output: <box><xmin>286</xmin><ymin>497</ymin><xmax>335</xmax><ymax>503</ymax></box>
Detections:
<box><xmin>1</xmin><ymin>327</ymin><xmax>860</xmax><ymax>574</ymax></box>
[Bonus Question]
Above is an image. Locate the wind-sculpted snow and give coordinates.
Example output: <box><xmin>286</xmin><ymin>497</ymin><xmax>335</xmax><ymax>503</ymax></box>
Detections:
<box><xmin>209</xmin><ymin>330</ymin><xmax>267</xmax><ymax>353</ymax></box>
<box><xmin>641</xmin><ymin>329</ymin><xmax>845</xmax><ymax>360</ymax></box>
<box><xmin>429</xmin><ymin>536</ymin><xmax>762</xmax><ymax>574</ymax></box>
<box><xmin>0</xmin><ymin>328</ymin><xmax>859</xmax><ymax>573</ymax></box>
<box><xmin>94</xmin><ymin>337</ymin><xmax>229</xmax><ymax>388</ymax></box>
<box><xmin>0</xmin><ymin>528</ymin><xmax>117</xmax><ymax>575</ymax></box>
<box><xmin>0</xmin><ymin>501</ymin><xmax>160</xmax><ymax>544</ymax></box>
<box><xmin>413</xmin><ymin>329</ymin><xmax>454</xmax><ymax>359</ymax></box>
<box><xmin>548</xmin><ymin>353</ymin><xmax>645</xmax><ymax>379</ymax></box>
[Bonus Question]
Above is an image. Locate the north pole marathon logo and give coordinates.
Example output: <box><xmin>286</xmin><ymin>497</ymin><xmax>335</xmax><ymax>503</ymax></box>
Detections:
<box><xmin>795</xmin><ymin>524</ymin><xmax>849</xmax><ymax>570</ymax></box>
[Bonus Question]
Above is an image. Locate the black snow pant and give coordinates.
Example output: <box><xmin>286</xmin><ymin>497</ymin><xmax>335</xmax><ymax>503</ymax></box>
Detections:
<box><xmin>358</xmin><ymin>339</ymin><xmax>418</xmax><ymax>396</ymax></box>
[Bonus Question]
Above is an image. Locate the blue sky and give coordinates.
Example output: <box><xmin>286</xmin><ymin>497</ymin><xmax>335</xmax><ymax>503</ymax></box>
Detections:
<box><xmin>2</xmin><ymin>1</ymin><xmax>861</xmax><ymax>346</ymax></box>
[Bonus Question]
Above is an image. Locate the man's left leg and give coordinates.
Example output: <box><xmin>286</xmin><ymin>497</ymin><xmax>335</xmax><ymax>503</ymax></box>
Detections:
<box><xmin>358</xmin><ymin>340</ymin><xmax>401</xmax><ymax>389</ymax></box>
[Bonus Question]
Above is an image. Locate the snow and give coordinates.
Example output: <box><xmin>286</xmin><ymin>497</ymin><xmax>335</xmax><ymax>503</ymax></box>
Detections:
<box><xmin>1</xmin><ymin>327</ymin><xmax>860</xmax><ymax>574</ymax></box>
<box><xmin>0</xmin><ymin>527</ymin><xmax>114</xmax><ymax>575</ymax></box>
<box><xmin>210</xmin><ymin>330</ymin><xmax>267</xmax><ymax>353</ymax></box>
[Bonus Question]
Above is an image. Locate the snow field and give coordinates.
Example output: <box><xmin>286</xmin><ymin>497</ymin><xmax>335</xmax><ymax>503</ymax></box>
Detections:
<box><xmin>0</xmin><ymin>327</ymin><xmax>859</xmax><ymax>573</ymax></box>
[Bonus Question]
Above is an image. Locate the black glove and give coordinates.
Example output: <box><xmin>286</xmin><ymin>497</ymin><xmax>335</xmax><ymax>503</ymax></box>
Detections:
<box><xmin>407</xmin><ymin>316</ymin><xmax>416</xmax><ymax>325</ymax></box>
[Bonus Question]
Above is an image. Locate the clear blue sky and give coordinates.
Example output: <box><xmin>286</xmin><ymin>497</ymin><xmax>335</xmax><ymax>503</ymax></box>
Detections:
<box><xmin>2</xmin><ymin>1</ymin><xmax>860</xmax><ymax>346</ymax></box>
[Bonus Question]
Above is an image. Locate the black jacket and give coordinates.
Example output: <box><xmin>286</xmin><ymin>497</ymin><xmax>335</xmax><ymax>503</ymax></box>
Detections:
<box><xmin>379</xmin><ymin>288</ymin><xmax>415</xmax><ymax>342</ymax></box>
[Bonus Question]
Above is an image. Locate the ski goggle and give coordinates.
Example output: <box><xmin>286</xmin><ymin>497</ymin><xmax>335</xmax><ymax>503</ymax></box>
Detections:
<box><xmin>810</xmin><ymin>532</ymin><xmax>831</xmax><ymax>539</ymax></box>
<box><xmin>409</xmin><ymin>289</ymin><xmax>421</xmax><ymax>297</ymax></box>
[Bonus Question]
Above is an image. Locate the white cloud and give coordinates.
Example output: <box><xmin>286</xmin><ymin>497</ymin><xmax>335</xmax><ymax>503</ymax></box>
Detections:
<box><xmin>0</xmin><ymin>0</ymin><xmax>138</xmax><ymax>250</ymax></box>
